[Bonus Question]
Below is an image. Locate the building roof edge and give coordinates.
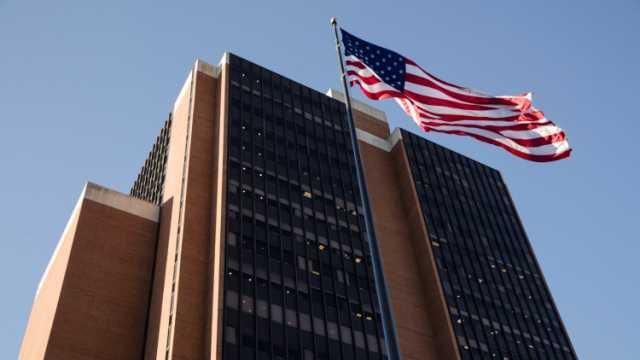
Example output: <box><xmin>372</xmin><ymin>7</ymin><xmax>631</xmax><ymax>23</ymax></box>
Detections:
<box><xmin>84</xmin><ymin>182</ymin><xmax>160</xmax><ymax>222</ymax></box>
<box><xmin>326</xmin><ymin>89</ymin><xmax>388</xmax><ymax>123</ymax></box>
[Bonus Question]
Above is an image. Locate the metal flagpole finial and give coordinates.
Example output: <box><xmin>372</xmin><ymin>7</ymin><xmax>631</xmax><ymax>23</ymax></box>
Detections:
<box><xmin>329</xmin><ymin>17</ymin><xmax>337</xmax><ymax>26</ymax></box>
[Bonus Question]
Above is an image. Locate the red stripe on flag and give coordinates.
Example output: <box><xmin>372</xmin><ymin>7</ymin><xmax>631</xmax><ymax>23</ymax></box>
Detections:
<box><xmin>405</xmin><ymin>73</ymin><xmax>529</xmax><ymax>108</ymax></box>
<box><xmin>418</xmin><ymin>123</ymin><xmax>571</xmax><ymax>162</ymax></box>
<box><xmin>343</xmin><ymin>52</ymin><xmax>571</xmax><ymax>162</ymax></box>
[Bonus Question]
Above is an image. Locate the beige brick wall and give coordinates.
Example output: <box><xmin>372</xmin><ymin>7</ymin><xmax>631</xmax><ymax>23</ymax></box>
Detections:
<box><xmin>20</xmin><ymin>184</ymin><xmax>159</xmax><ymax>360</ymax></box>
<box><xmin>354</xmin><ymin>109</ymin><xmax>460</xmax><ymax>360</ymax></box>
<box><xmin>144</xmin><ymin>60</ymin><xmax>226</xmax><ymax>360</ymax></box>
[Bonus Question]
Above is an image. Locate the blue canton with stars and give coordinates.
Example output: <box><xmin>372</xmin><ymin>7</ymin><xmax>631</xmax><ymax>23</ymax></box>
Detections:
<box><xmin>341</xmin><ymin>29</ymin><xmax>406</xmax><ymax>92</ymax></box>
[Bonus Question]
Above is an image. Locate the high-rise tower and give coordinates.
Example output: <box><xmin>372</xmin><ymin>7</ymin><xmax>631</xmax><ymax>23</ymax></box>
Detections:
<box><xmin>20</xmin><ymin>53</ymin><xmax>576</xmax><ymax>360</ymax></box>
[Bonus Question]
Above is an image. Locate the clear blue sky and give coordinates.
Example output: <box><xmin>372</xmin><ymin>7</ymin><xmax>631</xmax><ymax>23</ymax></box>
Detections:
<box><xmin>1</xmin><ymin>1</ymin><xmax>638</xmax><ymax>358</ymax></box>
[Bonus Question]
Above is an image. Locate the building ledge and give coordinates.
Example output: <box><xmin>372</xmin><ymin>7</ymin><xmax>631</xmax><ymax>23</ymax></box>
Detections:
<box><xmin>356</xmin><ymin>127</ymin><xmax>403</xmax><ymax>152</ymax></box>
<box><xmin>84</xmin><ymin>182</ymin><xmax>159</xmax><ymax>222</ymax></box>
<box><xmin>326</xmin><ymin>89</ymin><xmax>388</xmax><ymax>123</ymax></box>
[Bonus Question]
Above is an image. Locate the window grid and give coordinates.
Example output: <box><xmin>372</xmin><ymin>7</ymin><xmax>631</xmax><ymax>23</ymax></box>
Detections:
<box><xmin>401</xmin><ymin>129</ymin><xmax>576</xmax><ymax>359</ymax></box>
<box><xmin>130</xmin><ymin>114</ymin><xmax>171</xmax><ymax>205</ymax></box>
<box><xmin>221</xmin><ymin>54</ymin><xmax>387</xmax><ymax>360</ymax></box>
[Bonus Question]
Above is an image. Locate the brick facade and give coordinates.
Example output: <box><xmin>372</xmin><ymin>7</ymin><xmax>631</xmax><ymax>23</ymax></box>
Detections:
<box><xmin>20</xmin><ymin>55</ymin><xmax>575</xmax><ymax>360</ymax></box>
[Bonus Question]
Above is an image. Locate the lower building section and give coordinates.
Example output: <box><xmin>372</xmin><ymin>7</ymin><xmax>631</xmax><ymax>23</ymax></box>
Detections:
<box><xmin>20</xmin><ymin>182</ymin><xmax>159</xmax><ymax>360</ymax></box>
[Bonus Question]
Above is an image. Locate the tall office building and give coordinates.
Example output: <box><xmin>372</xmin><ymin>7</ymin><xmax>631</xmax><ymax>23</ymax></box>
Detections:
<box><xmin>20</xmin><ymin>53</ymin><xmax>577</xmax><ymax>360</ymax></box>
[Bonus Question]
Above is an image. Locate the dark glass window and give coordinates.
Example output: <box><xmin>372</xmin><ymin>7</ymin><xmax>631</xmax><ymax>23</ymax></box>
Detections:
<box><xmin>401</xmin><ymin>129</ymin><xmax>576</xmax><ymax>359</ymax></box>
<box><xmin>221</xmin><ymin>54</ymin><xmax>386</xmax><ymax>360</ymax></box>
<box><xmin>130</xmin><ymin>115</ymin><xmax>171</xmax><ymax>204</ymax></box>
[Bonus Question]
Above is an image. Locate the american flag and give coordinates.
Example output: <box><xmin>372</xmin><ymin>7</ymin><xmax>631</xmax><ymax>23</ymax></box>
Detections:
<box><xmin>341</xmin><ymin>29</ymin><xmax>571</xmax><ymax>162</ymax></box>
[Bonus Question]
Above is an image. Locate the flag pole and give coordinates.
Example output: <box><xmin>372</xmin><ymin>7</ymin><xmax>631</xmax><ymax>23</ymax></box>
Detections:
<box><xmin>330</xmin><ymin>17</ymin><xmax>402</xmax><ymax>360</ymax></box>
